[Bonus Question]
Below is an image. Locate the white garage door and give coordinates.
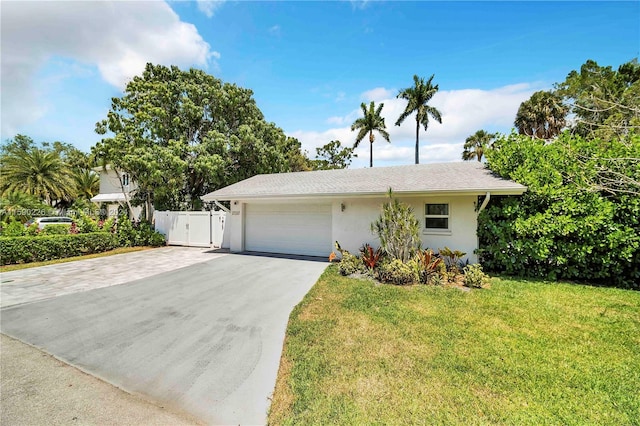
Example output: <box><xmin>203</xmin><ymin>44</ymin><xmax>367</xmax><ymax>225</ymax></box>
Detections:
<box><xmin>245</xmin><ymin>203</ymin><xmax>332</xmax><ymax>257</ymax></box>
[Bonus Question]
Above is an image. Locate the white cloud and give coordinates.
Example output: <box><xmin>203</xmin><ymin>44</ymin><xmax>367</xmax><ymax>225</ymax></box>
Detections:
<box><xmin>268</xmin><ymin>25</ymin><xmax>281</xmax><ymax>36</ymax></box>
<box><xmin>289</xmin><ymin>83</ymin><xmax>542</xmax><ymax>168</ymax></box>
<box><xmin>196</xmin><ymin>0</ymin><xmax>225</xmax><ymax>18</ymax></box>
<box><xmin>1</xmin><ymin>1</ymin><xmax>213</xmax><ymax>136</ymax></box>
<box><xmin>361</xmin><ymin>87</ymin><xmax>395</xmax><ymax>102</ymax></box>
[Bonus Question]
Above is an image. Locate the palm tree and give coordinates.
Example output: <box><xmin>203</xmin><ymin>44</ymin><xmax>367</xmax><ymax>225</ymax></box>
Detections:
<box><xmin>462</xmin><ymin>130</ymin><xmax>496</xmax><ymax>162</ymax></box>
<box><xmin>515</xmin><ymin>90</ymin><xmax>568</xmax><ymax>139</ymax></box>
<box><xmin>1</xmin><ymin>146</ymin><xmax>74</xmax><ymax>205</ymax></box>
<box><xmin>396</xmin><ymin>74</ymin><xmax>443</xmax><ymax>164</ymax></box>
<box><xmin>351</xmin><ymin>101</ymin><xmax>390</xmax><ymax>167</ymax></box>
<box><xmin>74</xmin><ymin>169</ymin><xmax>100</xmax><ymax>199</ymax></box>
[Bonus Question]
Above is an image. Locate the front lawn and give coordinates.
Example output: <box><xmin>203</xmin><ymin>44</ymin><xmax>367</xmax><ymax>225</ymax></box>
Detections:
<box><xmin>269</xmin><ymin>266</ymin><xmax>640</xmax><ymax>425</ymax></box>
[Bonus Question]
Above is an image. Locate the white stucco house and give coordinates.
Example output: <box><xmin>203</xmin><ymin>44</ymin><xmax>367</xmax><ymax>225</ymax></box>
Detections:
<box><xmin>90</xmin><ymin>166</ymin><xmax>142</xmax><ymax>218</ymax></box>
<box><xmin>201</xmin><ymin>162</ymin><xmax>526</xmax><ymax>262</ymax></box>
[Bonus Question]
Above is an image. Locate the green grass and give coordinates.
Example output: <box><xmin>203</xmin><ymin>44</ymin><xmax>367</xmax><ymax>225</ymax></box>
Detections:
<box><xmin>269</xmin><ymin>266</ymin><xmax>640</xmax><ymax>425</ymax></box>
<box><xmin>0</xmin><ymin>246</ymin><xmax>154</xmax><ymax>272</ymax></box>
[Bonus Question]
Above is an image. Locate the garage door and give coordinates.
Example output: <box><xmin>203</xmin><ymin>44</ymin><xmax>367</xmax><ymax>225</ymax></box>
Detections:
<box><xmin>245</xmin><ymin>203</ymin><xmax>332</xmax><ymax>257</ymax></box>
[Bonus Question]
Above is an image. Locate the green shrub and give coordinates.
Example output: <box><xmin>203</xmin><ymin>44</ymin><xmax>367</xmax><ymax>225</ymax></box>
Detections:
<box><xmin>75</xmin><ymin>211</ymin><xmax>99</xmax><ymax>233</ymax></box>
<box><xmin>371</xmin><ymin>191</ymin><xmax>421</xmax><ymax>262</ymax></box>
<box><xmin>40</xmin><ymin>224</ymin><xmax>71</xmax><ymax>235</ymax></box>
<box><xmin>481</xmin><ymin>132</ymin><xmax>640</xmax><ymax>289</ymax></box>
<box><xmin>376</xmin><ymin>259</ymin><xmax>416</xmax><ymax>285</ymax></box>
<box><xmin>24</xmin><ymin>223</ymin><xmax>40</xmax><ymax>236</ymax></box>
<box><xmin>116</xmin><ymin>217</ymin><xmax>165</xmax><ymax>247</ymax></box>
<box><xmin>1</xmin><ymin>217</ymin><xmax>27</xmax><ymax>237</ymax></box>
<box><xmin>339</xmin><ymin>252</ymin><xmax>366</xmax><ymax>276</ymax></box>
<box><xmin>463</xmin><ymin>264</ymin><xmax>491</xmax><ymax>289</ymax></box>
<box><xmin>0</xmin><ymin>233</ymin><xmax>119</xmax><ymax>265</ymax></box>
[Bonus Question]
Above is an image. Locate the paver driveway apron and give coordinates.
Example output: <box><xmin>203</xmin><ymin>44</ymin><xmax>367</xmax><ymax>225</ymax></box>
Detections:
<box><xmin>1</xmin><ymin>253</ymin><xmax>328</xmax><ymax>425</ymax></box>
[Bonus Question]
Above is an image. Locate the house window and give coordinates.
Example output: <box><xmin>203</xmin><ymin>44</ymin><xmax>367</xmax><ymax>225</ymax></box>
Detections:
<box><xmin>121</xmin><ymin>174</ymin><xmax>130</xmax><ymax>187</ymax></box>
<box><xmin>425</xmin><ymin>203</ymin><xmax>449</xmax><ymax>229</ymax></box>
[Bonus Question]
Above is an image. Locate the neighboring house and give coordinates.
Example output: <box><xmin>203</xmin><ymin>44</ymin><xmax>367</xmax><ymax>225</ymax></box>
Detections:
<box><xmin>201</xmin><ymin>162</ymin><xmax>526</xmax><ymax>262</ymax></box>
<box><xmin>90</xmin><ymin>166</ymin><xmax>142</xmax><ymax>218</ymax></box>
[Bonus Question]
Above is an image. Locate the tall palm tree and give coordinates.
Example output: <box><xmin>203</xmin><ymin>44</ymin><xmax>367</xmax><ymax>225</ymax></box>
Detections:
<box><xmin>351</xmin><ymin>101</ymin><xmax>390</xmax><ymax>168</ymax></box>
<box><xmin>462</xmin><ymin>130</ymin><xmax>496</xmax><ymax>162</ymax></box>
<box><xmin>515</xmin><ymin>90</ymin><xmax>568</xmax><ymax>139</ymax></box>
<box><xmin>396</xmin><ymin>74</ymin><xmax>443</xmax><ymax>164</ymax></box>
<box><xmin>1</xmin><ymin>146</ymin><xmax>74</xmax><ymax>205</ymax></box>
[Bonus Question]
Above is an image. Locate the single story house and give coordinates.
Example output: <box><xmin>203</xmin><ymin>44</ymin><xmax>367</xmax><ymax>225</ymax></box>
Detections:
<box><xmin>201</xmin><ymin>162</ymin><xmax>526</xmax><ymax>262</ymax></box>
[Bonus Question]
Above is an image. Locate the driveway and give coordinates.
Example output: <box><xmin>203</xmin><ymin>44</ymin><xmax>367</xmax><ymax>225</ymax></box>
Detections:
<box><xmin>1</xmin><ymin>246</ymin><xmax>226</xmax><ymax>308</ymax></box>
<box><xmin>1</xmin><ymin>253</ymin><xmax>328</xmax><ymax>425</ymax></box>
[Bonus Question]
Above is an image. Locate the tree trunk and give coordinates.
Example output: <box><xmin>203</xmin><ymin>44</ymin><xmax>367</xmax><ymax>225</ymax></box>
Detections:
<box><xmin>369</xmin><ymin>131</ymin><xmax>374</xmax><ymax>168</ymax></box>
<box><xmin>415</xmin><ymin>118</ymin><xmax>420</xmax><ymax>164</ymax></box>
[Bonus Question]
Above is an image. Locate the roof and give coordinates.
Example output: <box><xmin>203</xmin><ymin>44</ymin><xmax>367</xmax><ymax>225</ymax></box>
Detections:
<box><xmin>202</xmin><ymin>162</ymin><xmax>526</xmax><ymax>201</ymax></box>
<box><xmin>91</xmin><ymin>193</ymin><xmax>128</xmax><ymax>203</ymax></box>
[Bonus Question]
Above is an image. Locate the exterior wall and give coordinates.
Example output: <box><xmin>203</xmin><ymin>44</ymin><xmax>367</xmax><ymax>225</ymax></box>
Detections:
<box><xmin>229</xmin><ymin>201</ymin><xmax>244</xmax><ymax>252</ymax></box>
<box><xmin>232</xmin><ymin>195</ymin><xmax>479</xmax><ymax>262</ymax></box>
<box><xmin>98</xmin><ymin>169</ymin><xmax>138</xmax><ymax>195</ymax></box>
<box><xmin>331</xmin><ymin>195</ymin><xmax>478</xmax><ymax>263</ymax></box>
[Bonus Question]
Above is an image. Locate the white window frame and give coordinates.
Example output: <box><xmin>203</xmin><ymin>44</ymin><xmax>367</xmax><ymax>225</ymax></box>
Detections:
<box><xmin>424</xmin><ymin>203</ymin><xmax>451</xmax><ymax>235</ymax></box>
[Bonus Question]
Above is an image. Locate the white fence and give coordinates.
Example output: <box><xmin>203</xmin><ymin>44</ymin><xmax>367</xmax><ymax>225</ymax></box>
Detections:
<box><xmin>154</xmin><ymin>211</ymin><xmax>229</xmax><ymax>248</ymax></box>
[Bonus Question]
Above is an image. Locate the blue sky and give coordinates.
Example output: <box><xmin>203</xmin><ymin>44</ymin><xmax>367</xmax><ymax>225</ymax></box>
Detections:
<box><xmin>2</xmin><ymin>1</ymin><xmax>638</xmax><ymax>167</ymax></box>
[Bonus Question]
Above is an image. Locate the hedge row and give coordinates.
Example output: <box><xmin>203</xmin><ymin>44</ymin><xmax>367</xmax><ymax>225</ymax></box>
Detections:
<box><xmin>0</xmin><ymin>233</ymin><xmax>120</xmax><ymax>265</ymax></box>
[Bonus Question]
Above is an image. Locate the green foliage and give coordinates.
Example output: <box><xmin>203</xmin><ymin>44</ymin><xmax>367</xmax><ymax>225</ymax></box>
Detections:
<box><xmin>371</xmin><ymin>192</ymin><xmax>421</xmax><ymax>263</ymax></box>
<box><xmin>462</xmin><ymin>130</ymin><xmax>496</xmax><ymax>162</ymax></box>
<box><xmin>481</xmin><ymin>132</ymin><xmax>640</xmax><ymax>288</ymax></box>
<box><xmin>40</xmin><ymin>224</ymin><xmax>71</xmax><ymax>235</ymax></box>
<box><xmin>463</xmin><ymin>264</ymin><xmax>491</xmax><ymax>289</ymax></box>
<box><xmin>0</xmin><ymin>233</ymin><xmax>119</xmax><ymax>265</ymax></box>
<box><xmin>116</xmin><ymin>216</ymin><xmax>165</xmax><ymax>247</ymax></box>
<box><xmin>94</xmin><ymin>63</ymin><xmax>310</xmax><ymax>215</ymax></box>
<box><xmin>338</xmin><ymin>252</ymin><xmax>366</xmax><ymax>276</ymax></box>
<box><xmin>514</xmin><ymin>90</ymin><xmax>568</xmax><ymax>139</ymax></box>
<box><xmin>312</xmin><ymin>140</ymin><xmax>356</xmax><ymax>170</ymax></box>
<box><xmin>351</xmin><ymin>101</ymin><xmax>390</xmax><ymax>168</ymax></box>
<box><xmin>555</xmin><ymin>59</ymin><xmax>640</xmax><ymax>139</ymax></box>
<box><xmin>0</xmin><ymin>216</ymin><xmax>27</xmax><ymax>237</ymax></box>
<box><xmin>376</xmin><ymin>258</ymin><xmax>416</xmax><ymax>285</ymax></box>
<box><xmin>24</xmin><ymin>223</ymin><xmax>39</xmax><ymax>236</ymax></box>
<box><xmin>0</xmin><ymin>191</ymin><xmax>54</xmax><ymax>221</ymax></box>
<box><xmin>396</xmin><ymin>74</ymin><xmax>442</xmax><ymax>164</ymax></box>
<box><xmin>438</xmin><ymin>247</ymin><xmax>467</xmax><ymax>272</ymax></box>
<box><xmin>74</xmin><ymin>210</ymin><xmax>99</xmax><ymax>233</ymax></box>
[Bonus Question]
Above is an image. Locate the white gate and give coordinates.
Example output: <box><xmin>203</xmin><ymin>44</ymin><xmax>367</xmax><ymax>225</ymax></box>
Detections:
<box><xmin>154</xmin><ymin>211</ymin><xmax>228</xmax><ymax>248</ymax></box>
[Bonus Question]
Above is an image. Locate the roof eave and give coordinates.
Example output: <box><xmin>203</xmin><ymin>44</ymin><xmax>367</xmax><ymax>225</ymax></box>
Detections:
<box><xmin>202</xmin><ymin>187</ymin><xmax>527</xmax><ymax>202</ymax></box>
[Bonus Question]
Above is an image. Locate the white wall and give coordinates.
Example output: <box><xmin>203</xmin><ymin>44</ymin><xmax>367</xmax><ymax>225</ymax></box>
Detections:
<box><xmin>98</xmin><ymin>169</ymin><xmax>138</xmax><ymax>194</ymax></box>
<box><xmin>229</xmin><ymin>201</ymin><xmax>244</xmax><ymax>252</ymax></box>
<box><xmin>331</xmin><ymin>195</ymin><xmax>478</xmax><ymax>263</ymax></box>
<box><xmin>230</xmin><ymin>195</ymin><xmax>479</xmax><ymax>262</ymax></box>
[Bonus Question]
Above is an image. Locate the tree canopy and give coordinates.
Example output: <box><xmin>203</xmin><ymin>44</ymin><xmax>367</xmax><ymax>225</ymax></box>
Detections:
<box><xmin>312</xmin><ymin>140</ymin><xmax>356</xmax><ymax>170</ymax></box>
<box><xmin>461</xmin><ymin>130</ymin><xmax>496</xmax><ymax>162</ymax></box>
<box><xmin>351</xmin><ymin>101</ymin><xmax>390</xmax><ymax>168</ymax></box>
<box><xmin>395</xmin><ymin>74</ymin><xmax>442</xmax><ymax>164</ymax></box>
<box><xmin>93</xmin><ymin>63</ymin><xmax>310</xmax><ymax>217</ymax></box>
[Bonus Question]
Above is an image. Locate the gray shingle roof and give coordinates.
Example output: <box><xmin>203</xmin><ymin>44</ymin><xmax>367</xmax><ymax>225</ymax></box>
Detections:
<box><xmin>202</xmin><ymin>162</ymin><xmax>526</xmax><ymax>201</ymax></box>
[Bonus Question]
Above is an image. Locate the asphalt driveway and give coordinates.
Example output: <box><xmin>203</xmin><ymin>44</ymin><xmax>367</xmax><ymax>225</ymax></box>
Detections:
<box><xmin>1</xmin><ymin>253</ymin><xmax>328</xmax><ymax>425</ymax></box>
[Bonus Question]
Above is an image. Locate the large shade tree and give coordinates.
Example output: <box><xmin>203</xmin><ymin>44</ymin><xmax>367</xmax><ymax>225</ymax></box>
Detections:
<box><xmin>395</xmin><ymin>74</ymin><xmax>442</xmax><ymax>164</ymax></box>
<box><xmin>514</xmin><ymin>90</ymin><xmax>568</xmax><ymax>140</ymax></box>
<box><xmin>351</xmin><ymin>101</ymin><xmax>390</xmax><ymax>168</ymax></box>
<box><xmin>462</xmin><ymin>130</ymin><xmax>496</xmax><ymax>162</ymax></box>
<box><xmin>94</xmin><ymin>63</ymin><xmax>310</xmax><ymax>217</ymax></box>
